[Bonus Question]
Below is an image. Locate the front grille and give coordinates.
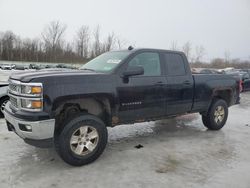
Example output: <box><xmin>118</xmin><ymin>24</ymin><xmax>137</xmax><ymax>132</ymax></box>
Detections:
<box><xmin>9</xmin><ymin>83</ymin><xmax>18</xmax><ymax>93</ymax></box>
<box><xmin>9</xmin><ymin>95</ymin><xmax>18</xmax><ymax>108</ymax></box>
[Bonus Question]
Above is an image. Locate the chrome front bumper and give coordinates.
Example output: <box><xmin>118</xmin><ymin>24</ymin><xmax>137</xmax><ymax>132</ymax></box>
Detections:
<box><xmin>3</xmin><ymin>102</ymin><xmax>55</xmax><ymax>140</ymax></box>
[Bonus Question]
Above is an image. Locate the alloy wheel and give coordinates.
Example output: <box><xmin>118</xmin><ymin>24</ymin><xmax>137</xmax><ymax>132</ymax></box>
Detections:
<box><xmin>214</xmin><ymin>106</ymin><xmax>225</xmax><ymax>124</ymax></box>
<box><xmin>70</xmin><ymin>125</ymin><xmax>99</xmax><ymax>156</ymax></box>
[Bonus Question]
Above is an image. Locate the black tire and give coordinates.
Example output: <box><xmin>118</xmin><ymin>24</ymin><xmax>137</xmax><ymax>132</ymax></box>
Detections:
<box><xmin>0</xmin><ymin>97</ymin><xmax>9</xmax><ymax>117</ymax></box>
<box><xmin>55</xmin><ymin>113</ymin><xmax>108</xmax><ymax>166</ymax></box>
<box><xmin>202</xmin><ymin>99</ymin><xmax>228</xmax><ymax>130</ymax></box>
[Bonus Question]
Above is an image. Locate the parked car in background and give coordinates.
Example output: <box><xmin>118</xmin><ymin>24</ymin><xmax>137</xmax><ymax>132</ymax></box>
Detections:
<box><xmin>14</xmin><ymin>64</ymin><xmax>26</xmax><ymax>70</ymax></box>
<box><xmin>0</xmin><ymin>82</ymin><xmax>9</xmax><ymax>117</ymax></box>
<box><xmin>29</xmin><ymin>64</ymin><xmax>41</xmax><ymax>69</ymax></box>
<box><xmin>45</xmin><ymin>64</ymin><xmax>55</xmax><ymax>69</ymax></box>
<box><xmin>56</xmin><ymin>64</ymin><xmax>72</xmax><ymax>69</ymax></box>
<box><xmin>200</xmin><ymin>69</ymin><xmax>216</xmax><ymax>74</ymax></box>
<box><xmin>239</xmin><ymin>69</ymin><xmax>250</xmax><ymax>73</ymax></box>
<box><xmin>0</xmin><ymin>64</ymin><xmax>13</xmax><ymax>70</ymax></box>
<box><xmin>224</xmin><ymin>71</ymin><xmax>250</xmax><ymax>92</ymax></box>
<box><xmin>191</xmin><ymin>68</ymin><xmax>219</xmax><ymax>74</ymax></box>
<box><xmin>242</xmin><ymin>72</ymin><xmax>250</xmax><ymax>91</ymax></box>
<box><xmin>218</xmin><ymin>67</ymin><xmax>235</xmax><ymax>74</ymax></box>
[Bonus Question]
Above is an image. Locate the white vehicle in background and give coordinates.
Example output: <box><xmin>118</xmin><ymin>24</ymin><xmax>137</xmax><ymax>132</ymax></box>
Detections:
<box><xmin>0</xmin><ymin>69</ymin><xmax>22</xmax><ymax>116</ymax></box>
<box><xmin>0</xmin><ymin>82</ymin><xmax>9</xmax><ymax>117</ymax></box>
<box><xmin>0</xmin><ymin>64</ymin><xmax>14</xmax><ymax>70</ymax></box>
<box><xmin>218</xmin><ymin>67</ymin><xmax>235</xmax><ymax>74</ymax></box>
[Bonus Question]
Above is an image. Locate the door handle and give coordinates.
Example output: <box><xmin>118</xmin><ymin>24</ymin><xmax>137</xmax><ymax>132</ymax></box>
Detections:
<box><xmin>183</xmin><ymin>80</ymin><xmax>191</xmax><ymax>85</ymax></box>
<box><xmin>155</xmin><ymin>81</ymin><xmax>164</xmax><ymax>86</ymax></box>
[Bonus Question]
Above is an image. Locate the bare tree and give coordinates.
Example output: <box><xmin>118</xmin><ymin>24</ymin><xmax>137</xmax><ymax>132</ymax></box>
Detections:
<box><xmin>116</xmin><ymin>37</ymin><xmax>127</xmax><ymax>49</ymax></box>
<box><xmin>14</xmin><ymin>36</ymin><xmax>23</xmax><ymax>61</ymax></box>
<box><xmin>75</xmin><ymin>25</ymin><xmax>90</xmax><ymax>58</ymax></box>
<box><xmin>182</xmin><ymin>41</ymin><xmax>192</xmax><ymax>62</ymax></box>
<box><xmin>194</xmin><ymin>45</ymin><xmax>205</xmax><ymax>63</ymax></box>
<box><xmin>42</xmin><ymin>21</ymin><xmax>67</xmax><ymax>61</ymax></box>
<box><xmin>64</xmin><ymin>42</ymin><xmax>75</xmax><ymax>62</ymax></box>
<box><xmin>102</xmin><ymin>32</ymin><xmax>115</xmax><ymax>52</ymax></box>
<box><xmin>0</xmin><ymin>32</ymin><xmax>3</xmax><ymax>60</ymax></box>
<box><xmin>1</xmin><ymin>31</ymin><xmax>16</xmax><ymax>60</ymax></box>
<box><xmin>224</xmin><ymin>50</ymin><xmax>231</xmax><ymax>63</ymax></box>
<box><xmin>92</xmin><ymin>25</ymin><xmax>101</xmax><ymax>57</ymax></box>
<box><xmin>0</xmin><ymin>23</ymin><xmax>129</xmax><ymax>63</ymax></box>
<box><xmin>170</xmin><ymin>40</ymin><xmax>178</xmax><ymax>50</ymax></box>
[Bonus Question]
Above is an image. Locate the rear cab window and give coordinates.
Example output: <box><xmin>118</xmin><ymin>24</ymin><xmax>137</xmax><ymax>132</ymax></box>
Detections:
<box><xmin>164</xmin><ymin>53</ymin><xmax>186</xmax><ymax>76</ymax></box>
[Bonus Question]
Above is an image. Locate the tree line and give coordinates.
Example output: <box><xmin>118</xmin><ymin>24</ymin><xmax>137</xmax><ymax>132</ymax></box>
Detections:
<box><xmin>0</xmin><ymin>21</ymin><xmax>126</xmax><ymax>63</ymax></box>
<box><xmin>0</xmin><ymin>21</ymin><xmax>249</xmax><ymax>69</ymax></box>
<box><xmin>170</xmin><ymin>41</ymin><xmax>250</xmax><ymax>69</ymax></box>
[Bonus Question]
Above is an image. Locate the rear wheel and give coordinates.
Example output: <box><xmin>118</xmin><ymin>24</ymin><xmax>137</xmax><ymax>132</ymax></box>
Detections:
<box><xmin>202</xmin><ymin>99</ymin><xmax>228</xmax><ymax>130</ymax></box>
<box><xmin>55</xmin><ymin>113</ymin><xmax>108</xmax><ymax>166</ymax></box>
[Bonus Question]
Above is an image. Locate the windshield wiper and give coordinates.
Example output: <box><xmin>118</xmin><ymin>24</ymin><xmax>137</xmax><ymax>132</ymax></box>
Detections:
<box><xmin>81</xmin><ymin>68</ymin><xmax>96</xmax><ymax>72</ymax></box>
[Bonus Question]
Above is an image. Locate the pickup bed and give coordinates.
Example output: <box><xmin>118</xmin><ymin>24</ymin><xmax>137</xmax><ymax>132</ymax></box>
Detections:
<box><xmin>3</xmin><ymin>48</ymin><xmax>240</xmax><ymax>166</ymax></box>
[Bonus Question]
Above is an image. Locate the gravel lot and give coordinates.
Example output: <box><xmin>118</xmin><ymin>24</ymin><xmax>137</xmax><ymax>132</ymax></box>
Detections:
<box><xmin>0</xmin><ymin>92</ymin><xmax>250</xmax><ymax>188</ymax></box>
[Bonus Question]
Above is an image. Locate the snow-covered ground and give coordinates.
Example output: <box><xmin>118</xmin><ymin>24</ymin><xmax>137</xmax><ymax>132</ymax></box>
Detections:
<box><xmin>0</xmin><ymin>92</ymin><xmax>250</xmax><ymax>188</ymax></box>
<box><xmin>0</xmin><ymin>70</ymin><xmax>20</xmax><ymax>82</ymax></box>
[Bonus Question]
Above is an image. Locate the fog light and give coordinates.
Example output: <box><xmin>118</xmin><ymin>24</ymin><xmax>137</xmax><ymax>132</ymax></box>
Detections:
<box><xmin>19</xmin><ymin>124</ymin><xmax>32</xmax><ymax>132</ymax></box>
<box><xmin>25</xmin><ymin>125</ymin><xmax>32</xmax><ymax>131</ymax></box>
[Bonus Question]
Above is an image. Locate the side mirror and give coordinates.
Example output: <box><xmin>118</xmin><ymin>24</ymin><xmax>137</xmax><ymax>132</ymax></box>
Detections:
<box><xmin>243</xmin><ymin>74</ymin><xmax>250</xmax><ymax>80</ymax></box>
<box><xmin>122</xmin><ymin>66</ymin><xmax>144</xmax><ymax>77</ymax></box>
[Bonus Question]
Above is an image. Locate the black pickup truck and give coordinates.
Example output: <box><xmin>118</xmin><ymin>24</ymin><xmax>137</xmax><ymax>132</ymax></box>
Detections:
<box><xmin>3</xmin><ymin>48</ymin><xmax>240</xmax><ymax>166</ymax></box>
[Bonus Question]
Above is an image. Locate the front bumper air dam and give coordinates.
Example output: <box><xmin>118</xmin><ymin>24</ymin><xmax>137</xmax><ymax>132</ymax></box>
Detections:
<box><xmin>3</xmin><ymin>102</ymin><xmax>55</xmax><ymax>148</ymax></box>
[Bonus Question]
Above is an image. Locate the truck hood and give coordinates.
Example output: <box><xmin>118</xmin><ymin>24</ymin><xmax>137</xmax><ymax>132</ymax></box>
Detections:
<box><xmin>0</xmin><ymin>81</ymin><xmax>8</xmax><ymax>87</ymax></box>
<box><xmin>9</xmin><ymin>68</ymin><xmax>103</xmax><ymax>82</ymax></box>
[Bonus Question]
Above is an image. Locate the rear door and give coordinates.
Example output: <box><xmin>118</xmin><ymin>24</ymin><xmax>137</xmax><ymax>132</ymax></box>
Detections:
<box><xmin>163</xmin><ymin>52</ymin><xmax>194</xmax><ymax>115</ymax></box>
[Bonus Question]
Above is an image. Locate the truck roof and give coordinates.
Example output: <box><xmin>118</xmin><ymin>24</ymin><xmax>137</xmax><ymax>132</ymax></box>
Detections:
<box><xmin>112</xmin><ymin>48</ymin><xmax>185</xmax><ymax>55</ymax></box>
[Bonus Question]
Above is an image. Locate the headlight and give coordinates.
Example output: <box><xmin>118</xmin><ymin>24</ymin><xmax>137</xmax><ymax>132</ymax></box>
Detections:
<box><xmin>8</xmin><ymin>80</ymin><xmax>43</xmax><ymax>112</ymax></box>
<box><xmin>21</xmin><ymin>99</ymin><xmax>43</xmax><ymax>110</ymax></box>
<box><xmin>21</xmin><ymin>85</ymin><xmax>42</xmax><ymax>95</ymax></box>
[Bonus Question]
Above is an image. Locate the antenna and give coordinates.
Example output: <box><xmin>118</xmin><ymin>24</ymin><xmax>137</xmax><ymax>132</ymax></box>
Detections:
<box><xmin>128</xmin><ymin>46</ymin><xmax>134</xmax><ymax>50</ymax></box>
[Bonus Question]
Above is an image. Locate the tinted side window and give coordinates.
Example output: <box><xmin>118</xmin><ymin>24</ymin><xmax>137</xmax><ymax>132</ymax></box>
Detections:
<box><xmin>165</xmin><ymin>53</ymin><xmax>186</xmax><ymax>76</ymax></box>
<box><xmin>128</xmin><ymin>52</ymin><xmax>161</xmax><ymax>76</ymax></box>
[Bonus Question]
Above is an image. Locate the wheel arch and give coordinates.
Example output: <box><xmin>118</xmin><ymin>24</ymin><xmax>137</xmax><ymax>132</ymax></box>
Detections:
<box><xmin>52</xmin><ymin>95</ymin><xmax>113</xmax><ymax>131</ymax></box>
<box><xmin>212</xmin><ymin>88</ymin><xmax>233</xmax><ymax>107</ymax></box>
<box><xmin>200</xmin><ymin>88</ymin><xmax>232</xmax><ymax>116</ymax></box>
<box><xmin>0</xmin><ymin>95</ymin><xmax>9</xmax><ymax>115</ymax></box>
<box><xmin>0</xmin><ymin>95</ymin><xmax>9</xmax><ymax>102</ymax></box>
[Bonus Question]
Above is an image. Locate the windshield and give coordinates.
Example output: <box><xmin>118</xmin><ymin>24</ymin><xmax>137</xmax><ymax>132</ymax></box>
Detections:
<box><xmin>80</xmin><ymin>51</ymin><xmax>130</xmax><ymax>73</ymax></box>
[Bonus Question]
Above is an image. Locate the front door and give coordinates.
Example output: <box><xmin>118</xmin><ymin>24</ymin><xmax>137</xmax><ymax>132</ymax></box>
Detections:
<box><xmin>117</xmin><ymin>51</ymin><xmax>166</xmax><ymax>122</ymax></box>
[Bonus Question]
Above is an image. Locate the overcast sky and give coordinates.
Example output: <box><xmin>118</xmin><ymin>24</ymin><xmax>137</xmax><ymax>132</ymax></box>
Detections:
<box><xmin>0</xmin><ymin>0</ymin><xmax>250</xmax><ymax>61</ymax></box>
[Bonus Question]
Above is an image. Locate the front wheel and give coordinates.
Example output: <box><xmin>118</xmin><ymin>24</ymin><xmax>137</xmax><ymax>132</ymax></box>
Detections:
<box><xmin>0</xmin><ymin>97</ymin><xmax>9</xmax><ymax>117</ymax></box>
<box><xmin>55</xmin><ymin>113</ymin><xmax>108</xmax><ymax>166</ymax></box>
<box><xmin>202</xmin><ymin>99</ymin><xmax>228</xmax><ymax>130</ymax></box>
